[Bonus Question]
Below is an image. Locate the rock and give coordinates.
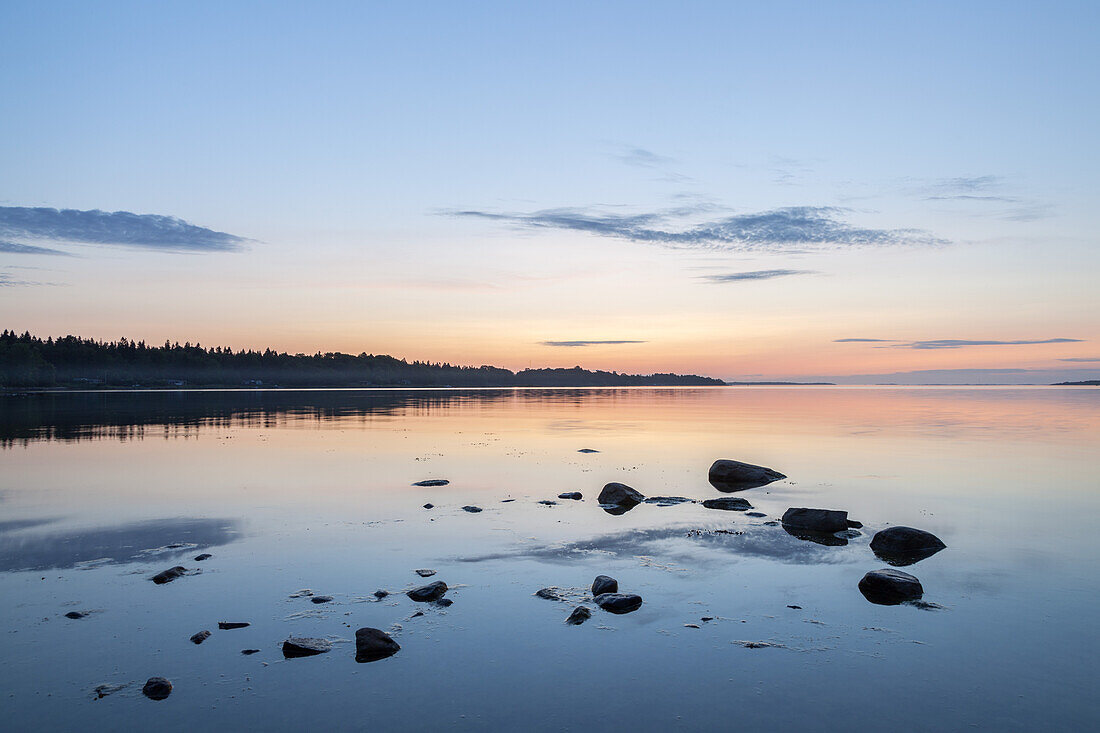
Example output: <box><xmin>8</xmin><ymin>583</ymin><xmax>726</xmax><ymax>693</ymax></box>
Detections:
<box><xmin>846</xmin><ymin>520</ymin><xmax>863</xmax><ymax>529</ymax></box>
<box><xmin>289</xmin><ymin>589</ymin><xmax>313</xmax><ymax>598</ymax></box>
<box><xmin>142</xmin><ymin>677</ymin><xmax>172</xmax><ymax>700</ymax></box>
<box><xmin>461</xmin><ymin>505</ymin><xmax>482</xmax><ymax>513</ymax></box>
<box><xmin>415</xmin><ymin>569</ymin><xmax>436</xmax><ymax>577</ymax></box>
<box><xmin>702</xmin><ymin>497</ymin><xmax>753</xmax><ymax>511</ymax></box>
<box><xmin>869</xmin><ymin>527</ymin><xmax>946</xmax><ymax>565</ymax></box>
<box><xmin>858</xmin><ymin>569</ymin><xmax>924</xmax><ymax>605</ymax></box>
<box><xmin>413</xmin><ymin>479</ymin><xmax>449</xmax><ymax>487</ymax></box>
<box><xmin>194</xmin><ymin>553</ymin><xmax>213</xmax><ymax>561</ymax></box>
<box><xmin>373</xmin><ymin>590</ymin><xmax>389</xmax><ymax>599</ymax></box>
<box><xmin>282</xmin><ymin>637</ymin><xmax>333</xmax><ymax>658</ymax></box>
<box><xmin>64</xmin><ymin>611</ymin><xmax>86</xmax><ymax>619</ymax></box>
<box><xmin>708</xmin><ymin>459</ymin><xmax>786</xmax><ymax>491</ymax></box>
<box><xmin>594</xmin><ymin>593</ymin><xmax>643</xmax><ymax>614</ymax></box>
<box><xmin>684</xmin><ymin>623</ymin><xmax>700</xmax><ymax>629</ymax></box>
<box><xmin>745</xmin><ymin>511</ymin><xmax>766</xmax><ymax>517</ymax></box>
<box><xmin>591</xmin><ymin>575</ymin><xmax>618</xmax><ymax>595</ymax></box>
<box><xmin>538</xmin><ymin>500</ymin><xmax>558</xmax><ymax>505</ymax></box>
<box><xmin>94</xmin><ymin>683</ymin><xmax>127</xmax><ymax>698</ymax></box>
<box><xmin>500</xmin><ymin>498</ymin><xmax>516</xmax><ymax>503</ymax></box>
<box><xmin>218</xmin><ymin>622</ymin><xmax>250</xmax><ymax>630</ymax></box>
<box><xmin>536</xmin><ymin>588</ymin><xmax>563</xmax><ymax>600</ymax></box>
<box><xmin>241</xmin><ymin>649</ymin><xmax>260</xmax><ymax>655</ymax></box>
<box><xmin>781</xmin><ymin>508</ymin><xmax>849</xmax><ymax>534</ymax></box>
<box><xmin>190</xmin><ymin>630</ymin><xmax>211</xmax><ymax>644</ymax></box>
<box><xmin>701</xmin><ymin>617</ymin><xmax>714</xmax><ymax>622</ymax></box>
<box><xmin>565</xmin><ymin>606</ymin><xmax>592</xmax><ymax>625</ymax></box>
<box><xmin>763</xmin><ymin>520</ymin><xmax>779</xmax><ymax>526</ymax></box>
<box><xmin>310</xmin><ymin>595</ymin><xmax>334</xmax><ymax>604</ymax></box>
<box><xmin>598</xmin><ymin>482</ymin><xmax>645</xmax><ymax>507</ymax></box>
<box><xmin>152</xmin><ymin>566</ymin><xmax>187</xmax><ymax>584</ymax></box>
<box><xmin>411</xmin><ymin>611</ymin><xmax>424</xmax><ymax>618</ymax></box>
<box><xmin>644</xmin><ymin>496</ymin><xmax>694</xmax><ymax>506</ymax></box>
<box><xmin>354</xmin><ymin>627</ymin><xmax>400</xmax><ymax>663</ymax></box>
<box><xmin>407</xmin><ymin>581</ymin><xmax>448</xmax><ymax>602</ymax></box>
<box><xmin>436</xmin><ymin>598</ymin><xmax>453</xmax><ymax>607</ymax></box>
<box><xmin>787</xmin><ymin>605</ymin><xmax>802</xmax><ymax>610</ymax></box>
<box><xmin>422</xmin><ymin>503</ymin><xmax>434</xmax><ymax>509</ymax></box>
<box><xmin>577</xmin><ymin>448</ymin><xmax>600</xmax><ymax>453</ymax></box>
<box><xmin>558</xmin><ymin>492</ymin><xmax>583</xmax><ymax>500</ymax></box>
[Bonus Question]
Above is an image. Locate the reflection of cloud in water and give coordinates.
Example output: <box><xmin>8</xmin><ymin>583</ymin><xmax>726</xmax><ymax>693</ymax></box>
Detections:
<box><xmin>457</xmin><ymin>523</ymin><xmax>864</xmax><ymax>567</ymax></box>
<box><xmin>0</xmin><ymin>517</ymin><xmax>241</xmax><ymax>572</ymax></box>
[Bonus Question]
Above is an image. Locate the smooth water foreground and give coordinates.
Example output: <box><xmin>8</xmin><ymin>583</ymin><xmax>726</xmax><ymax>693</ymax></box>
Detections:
<box><xmin>1</xmin><ymin>387</ymin><xmax>1097</xmax><ymax>731</ymax></box>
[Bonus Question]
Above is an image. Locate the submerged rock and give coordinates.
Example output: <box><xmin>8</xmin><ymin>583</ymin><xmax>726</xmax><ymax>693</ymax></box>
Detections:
<box><xmin>598</xmin><ymin>482</ymin><xmax>645</xmax><ymax>507</ymax></box>
<box><xmin>536</xmin><ymin>587</ymin><xmax>563</xmax><ymax>601</ymax></box>
<box><xmin>241</xmin><ymin>649</ymin><xmax>260</xmax><ymax>655</ymax></box>
<box><xmin>644</xmin><ymin>496</ymin><xmax>694</xmax><ymax>506</ymax></box>
<box><xmin>282</xmin><ymin>637</ymin><xmax>333</xmax><ymax>658</ymax></box>
<box><xmin>708</xmin><ymin>459</ymin><xmax>786</xmax><ymax>491</ymax></box>
<box><xmin>310</xmin><ymin>595</ymin><xmax>334</xmax><ymax>604</ymax></box>
<box><xmin>558</xmin><ymin>492</ymin><xmax>583</xmax><ymax>500</ymax></box>
<box><xmin>190</xmin><ymin>630</ymin><xmax>211</xmax><ymax>644</ymax></box>
<box><xmin>373</xmin><ymin>590</ymin><xmax>390</xmax><ymax>599</ymax></box>
<box><xmin>858</xmin><ymin>568</ymin><xmax>924</xmax><ymax>605</ymax></box>
<box><xmin>218</xmin><ymin>621</ymin><xmax>250</xmax><ymax>630</ymax></box>
<box><xmin>94</xmin><ymin>683</ymin><xmax>127</xmax><ymax>699</ymax></box>
<box><xmin>781</xmin><ymin>508</ymin><xmax>849</xmax><ymax>534</ymax></box>
<box><xmin>538</xmin><ymin>500</ymin><xmax>558</xmax><ymax>506</ymax></box>
<box><xmin>142</xmin><ymin>677</ymin><xmax>172</xmax><ymax>701</ymax></box>
<box><xmin>461</xmin><ymin>505</ymin><xmax>483</xmax><ymax>513</ymax></box>
<box><xmin>355</xmin><ymin>627</ymin><xmax>401</xmax><ymax>663</ymax></box>
<box><xmin>194</xmin><ymin>553</ymin><xmax>213</xmax><ymax>561</ymax></box>
<box><xmin>870</xmin><ymin>526</ymin><xmax>946</xmax><ymax>566</ymax></box>
<box><xmin>577</xmin><ymin>448</ymin><xmax>600</xmax><ymax>453</ymax></box>
<box><xmin>591</xmin><ymin>575</ymin><xmax>618</xmax><ymax>596</ymax></box>
<box><xmin>422</xmin><ymin>503</ymin><xmax>434</xmax><ymax>509</ymax></box>
<box><xmin>413</xmin><ymin>479</ymin><xmax>450</xmax><ymax>487</ymax></box>
<box><xmin>415</xmin><ymin>569</ymin><xmax>436</xmax><ymax>577</ymax></box>
<box><xmin>565</xmin><ymin>606</ymin><xmax>592</xmax><ymax>625</ymax></box>
<box><xmin>407</xmin><ymin>581</ymin><xmax>448</xmax><ymax>602</ymax></box>
<box><xmin>151</xmin><ymin>566</ymin><xmax>187</xmax><ymax>585</ymax></box>
<box><xmin>702</xmin><ymin>497</ymin><xmax>753</xmax><ymax>511</ymax></box>
<box><xmin>594</xmin><ymin>593</ymin><xmax>643</xmax><ymax>614</ymax></box>
<box><xmin>436</xmin><ymin>598</ymin><xmax>454</xmax><ymax>607</ymax></box>
<box><xmin>745</xmin><ymin>511</ymin><xmax>766</xmax><ymax>518</ymax></box>
<box><xmin>64</xmin><ymin>611</ymin><xmax>87</xmax><ymax>619</ymax></box>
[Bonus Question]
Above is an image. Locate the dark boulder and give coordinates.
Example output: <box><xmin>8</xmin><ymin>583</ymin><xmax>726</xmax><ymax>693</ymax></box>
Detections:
<box><xmin>354</xmin><ymin>627</ymin><xmax>400</xmax><ymax>663</ymax></box>
<box><xmin>598</xmin><ymin>482</ymin><xmax>645</xmax><ymax>507</ymax></box>
<box><xmin>189</xmin><ymin>630</ymin><xmax>211</xmax><ymax>644</ymax></box>
<box><xmin>461</xmin><ymin>505</ymin><xmax>482</xmax><ymax>513</ymax></box>
<box><xmin>407</xmin><ymin>581</ymin><xmax>448</xmax><ymax>602</ymax></box>
<box><xmin>415</xmin><ymin>569</ymin><xmax>436</xmax><ymax>577</ymax></box>
<box><xmin>708</xmin><ymin>459</ymin><xmax>786</xmax><ymax>491</ymax></box>
<box><xmin>565</xmin><ymin>606</ymin><xmax>592</xmax><ymax>625</ymax></box>
<box><xmin>413</xmin><ymin>479</ymin><xmax>449</xmax><ymax>487</ymax></box>
<box><xmin>594</xmin><ymin>593</ymin><xmax>643</xmax><ymax>614</ymax></box>
<box><xmin>858</xmin><ymin>569</ymin><xmax>924</xmax><ymax>605</ymax></box>
<box><xmin>64</xmin><ymin>611</ymin><xmax>86</xmax><ymax>619</ymax></box>
<box><xmin>702</xmin><ymin>497</ymin><xmax>753</xmax><ymax>511</ymax></box>
<box><xmin>558</xmin><ymin>492</ymin><xmax>583</xmax><ymax>500</ymax></box>
<box><xmin>781</xmin><ymin>508</ymin><xmax>849</xmax><ymax>534</ymax></box>
<box><xmin>422</xmin><ymin>503</ymin><xmax>434</xmax><ymax>509</ymax></box>
<box><xmin>644</xmin><ymin>496</ymin><xmax>693</xmax><ymax>506</ymax></box>
<box><xmin>282</xmin><ymin>637</ymin><xmax>333</xmax><ymax>658</ymax></box>
<box><xmin>591</xmin><ymin>575</ymin><xmax>618</xmax><ymax>595</ymax></box>
<box><xmin>536</xmin><ymin>588</ymin><xmax>563</xmax><ymax>600</ymax></box>
<box><xmin>310</xmin><ymin>595</ymin><xmax>334</xmax><ymax>604</ymax></box>
<box><xmin>870</xmin><ymin>527</ymin><xmax>946</xmax><ymax>566</ymax></box>
<box><xmin>218</xmin><ymin>622</ymin><xmax>250</xmax><ymax>630</ymax></box>
<box><xmin>142</xmin><ymin>677</ymin><xmax>172</xmax><ymax>700</ymax></box>
<box><xmin>373</xmin><ymin>590</ymin><xmax>389</xmax><ymax>599</ymax></box>
<box><xmin>151</xmin><ymin>566</ymin><xmax>187</xmax><ymax>585</ymax></box>
<box><xmin>194</xmin><ymin>553</ymin><xmax>213</xmax><ymax>561</ymax></box>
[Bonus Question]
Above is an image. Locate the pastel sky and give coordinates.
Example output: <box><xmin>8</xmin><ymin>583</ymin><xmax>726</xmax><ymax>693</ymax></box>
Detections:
<box><xmin>2</xmin><ymin>1</ymin><xmax>1098</xmax><ymax>383</ymax></box>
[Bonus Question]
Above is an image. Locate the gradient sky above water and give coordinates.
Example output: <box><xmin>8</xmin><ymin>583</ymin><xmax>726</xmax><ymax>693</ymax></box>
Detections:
<box><xmin>1</xmin><ymin>1</ymin><xmax>1098</xmax><ymax>383</ymax></box>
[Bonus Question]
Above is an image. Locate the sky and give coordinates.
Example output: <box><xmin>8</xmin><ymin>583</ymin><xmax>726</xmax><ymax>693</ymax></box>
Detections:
<box><xmin>2</xmin><ymin>1</ymin><xmax>1098</xmax><ymax>384</ymax></box>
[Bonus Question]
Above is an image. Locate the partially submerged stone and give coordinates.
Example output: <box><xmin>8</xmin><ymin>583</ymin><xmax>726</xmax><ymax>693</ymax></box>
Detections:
<box><xmin>64</xmin><ymin>611</ymin><xmax>87</xmax><ymax>619</ymax></box>
<box><xmin>565</xmin><ymin>606</ymin><xmax>592</xmax><ymax>625</ymax></box>
<box><xmin>461</xmin><ymin>505</ymin><xmax>483</xmax><ymax>513</ymax></box>
<box><xmin>536</xmin><ymin>587</ymin><xmax>563</xmax><ymax>601</ymax></box>
<box><xmin>644</xmin><ymin>496</ymin><xmax>694</xmax><ymax>506</ymax></box>
<box><xmin>218</xmin><ymin>621</ymin><xmax>250</xmax><ymax>630</ymax></box>
<box><xmin>708</xmin><ymin>459</ymin><xmax>786</xmax><ymax>491</ymax></box>
<box><xmin>354</xmin><ymin>627</ymin><xmax>400</xmax><ymax>663</ymax></box>
<box><xmin>858</xmin><ymin>568</ymin><xmax>924</xmax><ymax>605</ymax></box>
<box><xmin>415</xmin><ymin>569</ymin><xmax>436</xmax><ymax>577</ymax></box>
<box><xmin>702</xmin><ymin>497</ymin><xmax>753</xmax><ymax>511</ymax></box>
<box><xmin>591</xmin><ymin>575</ymin><xmax>618</xmax><ymax>596</ymax></box>
<box><xmin>594</xmin><ymin>593</ymin><xmax>643</xmax><ymax>614</ymax></box>
<box><xmin>870</xmin><ymin>526</ymin><xmax>946</xmax><ymax>566</ymax></box>
<box><xmin>781</xmin><ymin>508</ymin><xmax>849</xmax><ymax>534</ymax></box>
<box><xmin>151</xmin><ymin>566</ymin><xmax>187</xmax><ymax>584</ymax></box>
<box><xmin>282</xmin><ymin>637</ymin><xmax>333</xmax><ymax>658</ymax></box>
<box><xmin>407</xmin><ymin>581</ymin><xmax>448</xmax><ymax>602</ymax></box>
<box><xmin>310</xmin><ymin>595</ymin><xmax>334</xmax><ymax>604</ymax></box>
<box><xmin>194</xmin><ymin>553</ymin><xmax>213</xmax><ymax>561</ymax></box>
<box><xmin>413</xmin><ymin>479</ymin><xmax>449</xmax><ymax>487</ymax></box>
<box><xmin>142</xmin><ymin>677</ymin><xmax>172</xmax><ymax>700</ymax></box>
<box><xmin>598</xmin><ymin>482</ymin><xmax>645</xmax><ymax>508</ymax></box>
<box><xmin>558</xmin><ymin>492</ymin><xmax>583</xmax><ymax>500</ymax></box>
<box><xmin>190</xmin><ymin>630</ymin><xmax>211</xmax><ymax>644</ymax></box>
<box><xmin>577</xmin><ymin>448</ymin><xmax>600</xmax><ymax>453</ymax></box>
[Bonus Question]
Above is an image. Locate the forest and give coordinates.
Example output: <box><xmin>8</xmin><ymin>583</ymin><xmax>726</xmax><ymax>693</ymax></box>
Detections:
<box><xmin>0</xmin><ymin>331</ymin><xmax>724</xmax><ymax>388</ymax></box>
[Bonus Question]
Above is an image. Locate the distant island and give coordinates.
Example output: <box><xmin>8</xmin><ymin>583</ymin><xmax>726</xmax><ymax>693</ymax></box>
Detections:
<box><xmin>1052</xmin><ymin>380</ymin><xmax>1100</xmax><ymax>386</ymax></box>
<box><xmin>0</xmin><ymin>331</ymin><xmax>724</xmax><ymax>389</ymax></box>
<box><xmin>725</xmin><ymin>381</ymin><xmax>835</xmax><ymax>386</ymax></box>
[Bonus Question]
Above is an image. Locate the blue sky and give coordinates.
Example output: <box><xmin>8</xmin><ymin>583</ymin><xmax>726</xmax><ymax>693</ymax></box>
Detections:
<box><xmin>2</xmin><ymin>1</ymin><xmax>1098</xmax><ymax>382</ymax></box>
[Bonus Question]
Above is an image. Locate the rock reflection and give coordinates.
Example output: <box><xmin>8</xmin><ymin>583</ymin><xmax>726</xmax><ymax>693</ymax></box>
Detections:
<box><xmin>0</xmin><ymin>517</ymin><xmax>241</xmax><ymax>572</ymax></box>
<box><xmin>781</xmin><ymin>524</ymin><xmax>849</xmax><ymax>547</ymax></box>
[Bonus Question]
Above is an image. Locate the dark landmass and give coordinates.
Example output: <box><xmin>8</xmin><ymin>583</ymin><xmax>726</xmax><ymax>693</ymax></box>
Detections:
<box><xmin>0</xmin><ymin>330</ymin><xmax>722</xmax><ymax>388</ymax></box>
<box><xmin>1052</xmin><ymin>380</ymin><xmax>1099</xmax><ymax>386</ymax></box>
<box><xmin>725</xmin><ymin>381</ymin><xmax>835</xmax><ymax>386</ymax></box>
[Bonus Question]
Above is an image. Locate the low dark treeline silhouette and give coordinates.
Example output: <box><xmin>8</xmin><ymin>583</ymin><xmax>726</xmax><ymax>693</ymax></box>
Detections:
<box><xmin>0</xmin><ymin>331</ymin><xmax>723</xmax><ymax>388</ymax></box>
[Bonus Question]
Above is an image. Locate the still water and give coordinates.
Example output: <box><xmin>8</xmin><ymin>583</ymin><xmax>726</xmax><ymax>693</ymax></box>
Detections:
<box><xmin>1</xmin><ymin>387</ymin><xmax>1097</xmax><ymax>731</ymax></box>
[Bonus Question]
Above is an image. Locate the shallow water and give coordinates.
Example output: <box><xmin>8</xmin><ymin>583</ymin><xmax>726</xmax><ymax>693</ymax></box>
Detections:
<box><xmin>1</xmin><ymin>387</ymin><xmax>1097</xmax><ymax>731</ymax></box>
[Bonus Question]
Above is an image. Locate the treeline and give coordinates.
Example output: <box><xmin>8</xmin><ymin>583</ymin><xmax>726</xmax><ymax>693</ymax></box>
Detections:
<box><xmin>0</xmin><ymin>331</ymin><xmax>724</xmax><ymax>388</ymax></box>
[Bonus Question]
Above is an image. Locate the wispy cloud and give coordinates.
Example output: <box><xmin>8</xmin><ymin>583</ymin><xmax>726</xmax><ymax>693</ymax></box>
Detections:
<box><xmin>913</xmin><ymin>176</ymin><xmax>1051</xmax><ymax>221</ymax></box>
<box><xmin>838</xmin><ymin>337</ymin><xmax>1083</xmax><ymax>350</ymax></box>
<box><xmin>1059</xmin><ymin>357</ymin><xmax>1100</xmax><ymax>363</ymax></box>
<box><xmin>699</xmin><ymin>269</ymin><xmax>817</xmax><ymax>283</ymax></box>
<box><xmin>607</xmin><ymin>144</ymin><xmax>692</xmax><ymax>183</ymax></box>
<box><xmin>539</xmin><ymin>340</ymin><xmax>647</xmax><ymax>347</ymax></box>
<box><xmin>0</xmin><ymin>239</ymin><xmax>75</xmax><ymax>257</ymax></box>
<box><xmin>451</xmin><ymin>206</ymin><xmax>944</xmax><ymax>251</ymax></box>
<box><xmin>0</xmin><ymin>207</ymin><xmax>249</xmax><ymax>253</ymax></box>
<box><xmin>833</xmin><ymin>338</ymin><xmax>898</xmax><ymax>343</ymax></box>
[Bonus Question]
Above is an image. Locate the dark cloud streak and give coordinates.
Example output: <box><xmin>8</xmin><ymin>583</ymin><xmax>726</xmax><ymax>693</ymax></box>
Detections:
<box><xmin>540</xmin><ymin>340</ymin><xmax>647</xmax><ymax>347</ymax></box>
<box><xmin>700</xmin><ymin>269</ymin><xmax>817</xmax><ymax>283</ymax></box>
<box><xmin>0</xmin><ymin>239</ymin><xmax>75</xmax><ymax>257</ymax></box>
